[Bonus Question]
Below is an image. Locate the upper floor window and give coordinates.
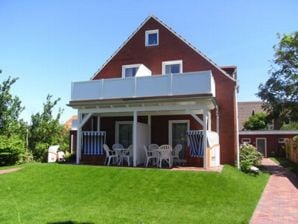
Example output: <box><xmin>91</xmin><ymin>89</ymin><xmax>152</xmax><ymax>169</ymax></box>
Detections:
<box><xmin>145</xmin><ymin>29</ymin><xmax>159</xmax><ymax>46</ymax></box>
<box><xmin>162</xmin><ymin>60</ymin><xmax>183</xmax><ymax>74</ymax></box>
<box><xmin>122</xmin><ymin>64</ymin><xmax>141</xmax><ymax>78</ymax></box>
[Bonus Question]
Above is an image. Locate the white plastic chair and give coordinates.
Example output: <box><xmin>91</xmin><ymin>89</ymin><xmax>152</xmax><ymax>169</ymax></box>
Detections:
<box><xmin>122</xmin><ymin>145</ymin><xmax>133</xmax><ymax>166</ymax></box>
<box><xmin>47</xmin><ymin>145</ymin><xmax>59</xmax><ymax>163</ymax></box>
<box><xmin>148</xmin><ymin>144</ymin><xmax>159</xmax><ymax>165</ymax></box>
<box><xmin>103</xmin><ymin>144</ymin><xmax>118</xmax><ymax>166</ymax></box>
<box><xmin>172</xmin><ymin>144</ymin><xmax>183</xmax><ymax>165</ymax></box>
<box><xmin>157</xmin><ymin>145</ymin><xmax>173</xmax><ymax>168</ymax></box>
<box><xmin>144</xmin><ymin>145</ymin><xmax>156</xmax><ymax>167</ymax></box>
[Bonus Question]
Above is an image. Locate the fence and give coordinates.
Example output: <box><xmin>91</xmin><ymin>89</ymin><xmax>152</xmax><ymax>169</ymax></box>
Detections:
<box><xmin>285</xmin><ymin>138</ymin><xmax>298</xmax><ymax>164</ymax></box>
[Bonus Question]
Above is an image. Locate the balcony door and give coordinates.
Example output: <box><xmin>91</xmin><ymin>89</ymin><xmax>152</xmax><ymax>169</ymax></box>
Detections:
<box><xmin>169</xmin><ymin>120</ymin><xmax>189</xmax><ymax>148</ymax></box>
<box><xmin>115</xmin><ymin>121</ymin><xmax>132</xmax><ymax>148</ymax></box>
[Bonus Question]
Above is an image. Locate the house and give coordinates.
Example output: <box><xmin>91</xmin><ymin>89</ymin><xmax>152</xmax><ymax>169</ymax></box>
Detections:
<box><xmin>68</xmin><ymin>16</ymin><xmax>239</xmax><ymax>168</ymax></box>
<box><xmin>65</xmin><ymin>115</ymin><xmax>78</xmax><ymax>154</ymax></box>
<box><xmin>239</xmin><ymin>130</ymin><xmax>298</xmax><ymax>157</ymax></box>
<box><xmin>238</xmin><ymin>101</ymin><xmax>298</xmax><ymax>157</ymax></box>
<box><xmin>238</xmin><ymin>101</ymin><xmax>264</xmax><ymax>131</ymax></box>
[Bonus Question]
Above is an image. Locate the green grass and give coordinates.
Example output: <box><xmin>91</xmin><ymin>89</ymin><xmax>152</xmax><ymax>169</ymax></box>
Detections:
<box><xmin>270</xmin><ymin>157</ymin><xmax>298</xmax><ymax>176</ymax></box>
<box><xmin>0</xmin><ymin>163</ymin><xmax>269</xmax><ymax>224</ymax></box>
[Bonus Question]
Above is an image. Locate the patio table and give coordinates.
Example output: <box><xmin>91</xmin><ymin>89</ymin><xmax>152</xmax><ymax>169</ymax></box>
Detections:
<box><xmin>113</xmin><ymin>148</ymin><xmax>126</xmax><ymax>165</ymax></box>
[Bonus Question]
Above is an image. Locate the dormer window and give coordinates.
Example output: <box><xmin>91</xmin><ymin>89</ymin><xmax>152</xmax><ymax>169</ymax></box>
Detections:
<box><xmin>162</xmin><ymin>60</ymin><xmax>183</xmax><ymax>74</ymax></box>
<box><xmin>122</xmin><ymin>64</ymin><xmax>140</xmax><ymax>78</ymax></box>
<box><xmin>122</xmin><ymin>64</ymin><xmax>152</xmax><ymax>78</ymax></box>
<box><xmin>145</xmin><ymin>29</ymin><xmax>159</xmax><ymax>46</ymax></box>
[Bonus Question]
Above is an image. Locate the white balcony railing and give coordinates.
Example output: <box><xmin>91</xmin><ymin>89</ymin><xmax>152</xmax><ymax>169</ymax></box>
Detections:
<box><xmin>71</xmin><ymin>71</ymin><xmax>215</xmax><ymax>101</ymax></box>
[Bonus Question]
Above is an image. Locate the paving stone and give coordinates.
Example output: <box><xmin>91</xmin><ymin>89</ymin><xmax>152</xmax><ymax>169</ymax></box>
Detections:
<box><xmin>250</xmin><ymin>158</ymin><xmax>298</xmax><ymax>224</ymax></box>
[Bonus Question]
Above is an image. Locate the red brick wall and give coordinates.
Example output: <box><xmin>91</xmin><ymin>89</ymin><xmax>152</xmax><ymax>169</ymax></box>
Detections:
<box><xmin>239</xmin><ymin>134</ymin><xmax>297</xmax><ymax>157</ymax></box>
<box><xmin>92</xmin><ymin>17</ymin><xmax>237</xmax><ymax>165</ymax></box>
<box><xmin>99</xmin><ymin>116</ymin><xmax>147</xmax><ymax>147</ymax></box>
<box><xmin>91</xmin><ymin>115</ymin><xmax>205</xmax><ymax>166</ymax></box>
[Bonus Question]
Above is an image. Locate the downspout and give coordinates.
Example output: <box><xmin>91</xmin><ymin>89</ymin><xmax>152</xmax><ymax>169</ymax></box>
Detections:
<box><xmin>76</xmin><ymin>113</ymin><xmax>82</xmax><ymax>164</ymax></box>
<box><xmin>235</xmin><ymin>81</ymin><xmax>240</xmax><ymax>169</ymax></box>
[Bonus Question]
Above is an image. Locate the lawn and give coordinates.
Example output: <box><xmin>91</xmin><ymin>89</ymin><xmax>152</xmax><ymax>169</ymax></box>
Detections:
<box><xmin>0</xmin><ymin>163</ymin><xmax>268</xmax><ymax>224</ymax></box>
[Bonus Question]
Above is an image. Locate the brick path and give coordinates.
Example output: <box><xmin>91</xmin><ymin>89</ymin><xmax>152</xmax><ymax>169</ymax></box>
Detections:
<box><xmin>250</xmin><ymin>158</ymin><xmax>298</xmax><ymax>224</ymax></box>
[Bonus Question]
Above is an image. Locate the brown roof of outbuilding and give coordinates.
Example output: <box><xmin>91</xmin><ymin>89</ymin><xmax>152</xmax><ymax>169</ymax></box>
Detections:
<box><xmin>238</xmin><ymin>101</ymin><xmax>264</xmax><ymax>130</ymax></box>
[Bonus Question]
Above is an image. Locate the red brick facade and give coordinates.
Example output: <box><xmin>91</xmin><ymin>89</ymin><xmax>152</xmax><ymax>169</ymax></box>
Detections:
<box><xmin>239</xmin><ymin>132</ymin><xmax>298</xmax><ymax>157</ymax></box>
<box><xmin>85</xmin><ymin>17</ymin><xmax>237</xmax><ymax>165</ymax></box>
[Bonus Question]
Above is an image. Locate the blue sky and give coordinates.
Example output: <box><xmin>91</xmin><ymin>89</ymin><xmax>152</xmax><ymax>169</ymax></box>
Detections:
<box><xmin>0</xmin><ymin>0</ymin><xmax>297</xmax><ymax>123</ymax></box>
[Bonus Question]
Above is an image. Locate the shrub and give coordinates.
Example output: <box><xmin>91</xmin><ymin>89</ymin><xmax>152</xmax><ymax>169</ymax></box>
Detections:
<box><xmin>240</xmin><ymin>143</ymin><xmax>262</xmax><ymax>173</ymax></box>
<box><xmin>20</xmin><ymin>151</ymin><xmax>34</xmax><ymax>164</ymax></box>
<box><xmin>243</xmin><ymin>112</ymin><xmax>268</xmax><ymax>130</ymax></box>
<box><xmin>33</xmin><ymin>142</ymin><xmax>50</xmax><ymax>162</ymax></box>
<box><xmin>0</xmin><ymin>135</ymin><xmax>25</xmax><ymax>166</ymax></box>
<box><xmin>64</xmin><ymin>151</ymin><xmax>76</xmax><ymax>163</ymax></box>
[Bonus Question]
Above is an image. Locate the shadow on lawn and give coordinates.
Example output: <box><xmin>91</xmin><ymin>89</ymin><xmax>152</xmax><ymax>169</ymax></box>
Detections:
<box><xmin>48</xmin><ymin>221</ymin><xmax>94</xmax><ymax>224</ymax></box>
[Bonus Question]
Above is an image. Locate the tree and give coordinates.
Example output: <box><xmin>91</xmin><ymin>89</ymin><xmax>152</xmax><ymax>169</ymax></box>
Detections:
<box><xmin>0</xmin><ymin>71</ymin><xmax>26</xmax><ymax>165</ymax></box>
<box><xmin>258</xmin><ymin>32</ymin><xmax>298</xmax><ymax>129</ymax></box>
<box><xmin>0</xmin><ymin>74</ymin><xmax>26</xmax><ymax>137</ymax></box>
<box><xmin>243</xmin><ymin>112</ymin><xmax>268</xmax><ymax>130</ymax></box>
<box><xmin>29</xmin><ymin>95</ymin><xmax>69</xmax><ymax>161</ymax></box>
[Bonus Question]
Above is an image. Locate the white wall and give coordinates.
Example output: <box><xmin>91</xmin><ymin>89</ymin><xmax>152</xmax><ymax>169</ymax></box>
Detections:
<box><xmin>136</xmin><ymin>122</ymin><xmax>149</xmax><ymax>165</ymax></box>
<box><xmin>135</xmin><ymin>64</ymin><xmax>152</xmax><ymax>77</ymax></box>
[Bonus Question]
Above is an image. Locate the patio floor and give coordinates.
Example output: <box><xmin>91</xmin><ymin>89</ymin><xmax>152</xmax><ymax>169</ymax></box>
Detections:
<box><xmin>171</xmin><ymin>165</ymin><xmax>223</xmax><ymax>172</ymax></box>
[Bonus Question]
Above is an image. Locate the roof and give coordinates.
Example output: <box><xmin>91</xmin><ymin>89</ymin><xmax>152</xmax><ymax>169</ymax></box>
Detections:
<box><xmin>220</xmin><ymin>66</ymin><xmax>237</xmax><ymax>79</ymax></box>
<box><xmin>64</xmin><ymin>115</ymin><xmax>78</xmax><ymax>130</ymax></box>
<box><xmin>239</xmin><ymin>130</ymin><xmax>298</xmax><ymax>135</ymax></box>
<box><xmin>238</xmin><ymin>101</ymin><xmax>264</xmax><ymax>130</ymax></box>
<box><xmin>91</xmin><ymin>15</ymin><xmax>236</xmax><ymax>82</ymax></box>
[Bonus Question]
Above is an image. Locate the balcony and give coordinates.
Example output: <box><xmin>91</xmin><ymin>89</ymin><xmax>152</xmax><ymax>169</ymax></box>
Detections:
<box><xmin>70</xmin><ymin>71</ymin><xmax>215</xmax><ymax>102</ymax></box>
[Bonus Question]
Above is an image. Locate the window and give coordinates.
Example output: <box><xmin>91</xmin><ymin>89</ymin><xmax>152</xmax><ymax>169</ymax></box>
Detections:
<box><xmin>241</xmin><ymin>138</ymin><xmax>251</xmax><ymax>144</ymax></box>
<box><xmin>162</xmin><ymin>60</ymin><xmax>183</xmax><ymax>74</ymax></box>
<box><xmin>278</xmin><ymin>138</ymin><xmax>287</xmax><ymax>144</ymax></box>
<box><xmin>145</xmin><ymin>29</ymin><xmax>159</xmax><ymax>46</ymax></box>
<box><xmin>169</xmin><ymin>120</ymin><xmax>190</xmax><ymax>151</ymax></box>
<box><xmin>256</xmin><ymin>138</ymin><xmax>267</xmax><ymax>156</ymax></box>
<box><xmin>115</xmin><ymin>121</ymin><xmax>132</xmax><ymax>148</ymax></box>
<box><xmin>122</xmin><ymin>64</ymin><xmax>141</xmax><ymax>78</ymax></box>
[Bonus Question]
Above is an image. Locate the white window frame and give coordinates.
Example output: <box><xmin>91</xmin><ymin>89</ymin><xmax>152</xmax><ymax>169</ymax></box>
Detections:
<box><xmin>162</xmin><ymin>60</ymin><xmax>183</xmax><ymax>74</ymax></box>
<box><xmin>278</xmin><ymin>138</ymin><xmax>287</xmax><ymax>144</ymax></box>
<box><xmin>168</xmin><ymin>120</ymin><xmax>190</xmax><ymax>146</ymax></box>
<box><xmin>115</xmin><ymin>121</ymin><xmax>133</xmax><ymax>144</ymax></box>
<box><xmin>145</xmin><ymin>29</ymin><xmax>159</xmax><ymax>47</ymax></box>
<box><xmin>121</xmin><ymin>64</ymin><xmax>141</xmax><ymax>78</ymax></box>
<box><xmin>241</xmin><ymin>138</ymin><xmax>251</xmax><ymax>144</ymax></box>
